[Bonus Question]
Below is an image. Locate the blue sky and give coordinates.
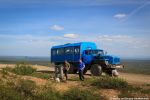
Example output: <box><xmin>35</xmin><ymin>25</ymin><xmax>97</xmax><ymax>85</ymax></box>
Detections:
<box><xmin>0</xmin><ymin>0</ymin><xmax>150</xmax><ymax>58</ymax></box>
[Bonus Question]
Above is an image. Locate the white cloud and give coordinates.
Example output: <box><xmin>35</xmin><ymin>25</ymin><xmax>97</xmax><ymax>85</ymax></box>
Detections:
<box><xmin>49</xmin><ymin>25</ymin><xmax>64</xmax><ymax>31</ymax></box>
<box><xmin>114</xmin><ymin>13</ymin><xmax>127</xmax><ymax>19</ymax></box>
<box><xmin>99</xmin><ymin>35</ymin><xmax>132</xmax><ymax>43</ymax></box>
<box><xmin>0</xmin><ymin>34</ymin><xmax>150</xmax><ymax>58</ymax></box>
<box><xmin>63</xmin><ymin>33</ymin><xmax>78</xmax><ymax>39</ymax></box>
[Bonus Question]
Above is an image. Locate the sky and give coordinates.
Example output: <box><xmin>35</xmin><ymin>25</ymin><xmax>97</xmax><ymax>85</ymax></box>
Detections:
<box><xmin>0</xmin><ymin>0</ymin><xmax>150</xmax><ymax>58</ymax></box>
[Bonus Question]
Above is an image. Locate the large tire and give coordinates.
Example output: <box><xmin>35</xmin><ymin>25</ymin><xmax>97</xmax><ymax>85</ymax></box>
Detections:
<box><xmin>90</xmin><ymin>64</ymin><xmax>102</xmax><ymax>76</ymax></box>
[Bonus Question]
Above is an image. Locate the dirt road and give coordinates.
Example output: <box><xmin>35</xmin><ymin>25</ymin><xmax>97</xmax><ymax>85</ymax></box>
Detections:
<box><xmin>33</xmin><ymin>65</ymin><xmax>150</xmax><ymax>85</ymax></box>
<box><xmin>119</xmin><ymin>72</ymin><xmax>150</xmax><ymax>85</ymax></box>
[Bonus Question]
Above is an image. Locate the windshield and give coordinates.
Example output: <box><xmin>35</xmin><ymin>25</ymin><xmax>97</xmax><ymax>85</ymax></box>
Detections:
<box><xmin>85</xmin><ymin>50</ymin><xmax>104</xmax><ymax>55</ymax></box>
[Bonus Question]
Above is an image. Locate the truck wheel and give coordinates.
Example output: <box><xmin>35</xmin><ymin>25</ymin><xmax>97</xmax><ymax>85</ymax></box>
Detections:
<box><xmin>90</xmin><ymin>64</ymin><xmax>102</xmax><ymax>76</ymax></box>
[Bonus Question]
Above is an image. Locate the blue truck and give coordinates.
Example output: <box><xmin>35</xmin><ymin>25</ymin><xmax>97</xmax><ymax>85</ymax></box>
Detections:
<box><xmin>51</xmin><ymin>42</ymin><xmax>123</xmax><ymax>76</ymax></box>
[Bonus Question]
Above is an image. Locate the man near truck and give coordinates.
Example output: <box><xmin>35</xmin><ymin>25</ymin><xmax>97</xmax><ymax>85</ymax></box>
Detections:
<box><xmin>63</xmin><ymin>60</ymin><xmax>70</xmax><ymax>80</ymax></box>
<box><xmin>78</xmin><ymin>59</ymin><xmax>85</xmax><ymax>81</ymax></box>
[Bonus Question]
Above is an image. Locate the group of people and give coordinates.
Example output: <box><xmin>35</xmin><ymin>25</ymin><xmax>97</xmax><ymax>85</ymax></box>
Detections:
<box><xmin>55</xmin><ymin>59</ymin><xmax>85</xmax><ymax>81</ymax></box>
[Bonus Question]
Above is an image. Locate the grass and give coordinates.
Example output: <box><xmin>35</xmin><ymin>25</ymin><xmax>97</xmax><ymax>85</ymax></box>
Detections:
<box><xmin>63</xmin><ymin>87</ymin><xmax>105</xmax><ymax>100</ymax></box>
<box><xmin>0</xmin><ymin>84</ymin><xmax>24</xmax><ymax>100</ymax></box>
<box><xmin>141</xmin><ymin>89</ymin><xmax>150</xmax><ymax>94</ymax></box>
<box><xmin>1</xmin><ymin>67</ymin><xmax>10</xmax><ymax>75</ymax></box>
<box><xmin>0</xmin><ymin>70</ymin><xmax>106</xmax><ymax>100</ymax></box>
<box><xmin>0</xmin><ymin>78</ymin><xmax>106</xmax><ymax>100</ymax></box>
<box><xmin>31</xmin><ymin>72</ymin><xmax>51</xmax><ymax>79</ymax></box>
<box><xmin>146</xmin><ymin>84</ymin><xmax>150</xmax><ymax>87</ymax></box>
<box><xmin>2</xmin><ymin>62</ymin><xmax>52</xmax><ymax>80</ymax></box>
<box><xmin>0</xmin><ymin>79</ymin><xmax>33</xmax><ymax>100</ymax></box>
<box><xmin>2</xmin><ymin>62</ymin><xmax>36</xmax><ymax>75</ymax></box>
<box><xmin>16</xmin><ymin>79</ymin><xmax>36</xmax><ymax>96</ymax></box>
<box><xmin>13</xmin><ymin>62</ymin><xmax>36</xmax><ymax>75</ymax></box>
<box><xmin>91</xmin><ymin>76</ymin><xmax>128</xmax><ymax>89</ymax></box>
<box><xmin>35</xmin><ymin>84</ymin><xmax>62</xmax><ymax>100</ymax></box>
<box><xmin>0</xmin><ymin>60</ymin><xmax>149</xmax><ymax>99</ymax></box>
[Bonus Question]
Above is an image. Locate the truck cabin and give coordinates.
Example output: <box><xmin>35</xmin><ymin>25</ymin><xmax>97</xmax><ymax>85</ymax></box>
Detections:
<box><xmin>84</xmin><ymin>49</ymin><xmax>104</xmax><ymax>56</ymax></box>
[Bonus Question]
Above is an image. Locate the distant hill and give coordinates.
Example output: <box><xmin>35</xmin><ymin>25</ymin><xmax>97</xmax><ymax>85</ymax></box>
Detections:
<box><xmin>0</xmin><ymin>56</ymin><xmax>50</xmax><ymax>66</ymax></box>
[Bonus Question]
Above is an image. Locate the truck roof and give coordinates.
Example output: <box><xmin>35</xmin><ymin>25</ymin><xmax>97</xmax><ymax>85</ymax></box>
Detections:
<box><xmin>51</xmin><ymin>42</ymin><xmax>96</xmax><ymax>49</ymax></box>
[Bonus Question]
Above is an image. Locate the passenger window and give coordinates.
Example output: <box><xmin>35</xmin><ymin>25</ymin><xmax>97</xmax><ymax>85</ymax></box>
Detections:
<box><xmin>56</xmin><ymin>48</ymin><xmax>64</xmax><ymax>55</ymax></box>
<box><xmin>52</xmin><ymin>49</ymin><xmax>56</xmax><ymax>55</ymax></box>
<box><xmin>74</xmin><ymin>47</ymin><xmax>80</xmax><ymax>54</ymax></box>
<box><xmin>65</xmin><ymin>47</ymin><xmax>74</xmax><ymax>54</ymax></box>
<box><xmin>59</xmin><ymin>48</ymin><xmax>64</xmax><ymax>55</ymax></box>
<box><xmin>56</xmin><ymin>49</ymin><xmax>59</xmax><ymax>55</ymax></box>
<box><xmin>65</xmin><ymin>48</ymin><xmax>70</xmax><ymax>54</ymax></box>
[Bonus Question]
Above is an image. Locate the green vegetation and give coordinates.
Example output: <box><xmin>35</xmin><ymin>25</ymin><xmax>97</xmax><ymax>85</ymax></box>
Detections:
<box><xmin>146</xmin><ymin>83</ymin><xmax>150</xmax><ymax>87</ymax></box>
<box><xmin>2</xmin><ymin>62</ymin><xmax>52</xmax><ymax>80</ymax></box>
<box><xmin>141</xmin><ymin>89</ymin><xmax>150</xmax><ymax>94</ymax></box>
<box><xmin>0</xmin><ymin>79</ymin><xmax>34</xmax><ymax>100</ymax></box>
<box><xmin>35</xmin><ymin>85</ymin><xmax>62</xmax><ymax>100</ymax></box>
<box><xmin>16</xmin><ymin>79</ymin><xmax>36</xmax><ymax>96</ymax></box>
<box><xmin>31</xmin><ymin>72</ymin><xmax>51</xmax><ymax>79</ymax></box>
<box><xmin>13</xmin><ymin>62</ymin><xmax>36</xmax><ymax>75</ymax></box>
<box><xmin>0</xmin><ymin>78</ymin><xmax>62</xmax><ymax>100</ymax></box>
<box><xmin>0</xmin><ymin>60</ymin><xmax>149</xmax><ymax>99</ymax></box>
<box><xmin>63</xmin><ymin>87</ymin><xmax>105</xmax><ymax>100</ymax></box>
<box><xmin>91</xmin><ymin>76</ymin><xmax>128</xmax><ymax>89</ymax></box>
<box><xmin>0</xmin><ymin>65</ymin><xmax>106</xmax><ymax>100</ymax></box>
<box><xmin>118</xmin><ymin>86</ymin><xmax>142</xmax><ymax>98</ymax></box>
<box><xmin>2</xmin><ymin>62</ymin><xmax>36</xmax><ymax>75</ymax></box>
<box><xmin>0</xmin><ymin>77</ymin><xmax>106</xmax><ymax>100</ymax></box>
<box><xmin>1</xmin><ymin>67</ymin><xmax>10</xmax><ymax>76</ymax></box>
<box><xmin>0</xmin><ymin>84</ymin><xmax>24</xmax><ymax>100</ymax></box>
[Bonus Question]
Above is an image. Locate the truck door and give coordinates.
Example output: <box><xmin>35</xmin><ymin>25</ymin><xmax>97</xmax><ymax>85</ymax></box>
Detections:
<box><xmin>83</xmin><ymin>50</ymin><xmax>92</xmax><ymax>64</ymax></box>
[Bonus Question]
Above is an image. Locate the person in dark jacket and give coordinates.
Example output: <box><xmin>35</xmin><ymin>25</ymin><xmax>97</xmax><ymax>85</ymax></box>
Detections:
<box><xmin>63</xmin><ymin>60</ymin><xmax>70</xmax><ymax>80</ymax></box>
<box><xmin>78</xmin><ymin>59</ymin><xmax>85</xmax><ymax>81</ymax></box>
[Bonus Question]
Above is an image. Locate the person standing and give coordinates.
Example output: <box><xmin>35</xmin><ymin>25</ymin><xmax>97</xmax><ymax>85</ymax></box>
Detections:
<box><xmin>63</xmin><ymin>60</ymin><xmax>70</xmax><ymax>80</ymax></box>
<box><xmin>78</xmin><ymin>59</ymin><xmax>85</xmax><ymax>81</ymax></box>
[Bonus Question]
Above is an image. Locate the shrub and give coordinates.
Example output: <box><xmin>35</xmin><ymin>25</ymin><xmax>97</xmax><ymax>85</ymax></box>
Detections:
<box><xmin>91</xmin><ymin>76</ymin><xmax>128</xmax><ymax>89</ymax></box>
<box><xmin>141</xmin><ymin>89</ymin><xmax>150</xmax><ymax>94</ymax></box>
<box><xmin>35</xmin><ymin>85</ymin><xmax>62</xmax><ymax>100</ymax></box>
<box><xmin>1</xmin><ymin>67</ymin><xmax>12</xmax><ymax>75</ymax></box>
<box><xmin>12</xmin><ymin>63</ymin><xmax>36</xmax><ymax>75</ymax></box>
<box><xmin>118</xmin><ymin>86</ymin><xmax>143</xmax><ymax>98</ymax></box>
<box><xmin>16</xmin><ymin>79</ymin><xmax>36</xmax><ymax>96</ymax></box>
<box><xmin>0</xmin><ymin>80</ymin><xmax>24</xmax><ymax>100</ymax></box>
<box><xmin>2</xmin><ymin>62</ymin><xmax>36</xmax><ymax>75</ymax></box>
<box><xmin>0</xmin><ymin>85</ymin><xmax>24</xmax><ymax>100</ymax></box>
<box><xmin>63</xmin><ymin>88</ymin><xmax>105</xmax><ymax>100</ymax></box>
